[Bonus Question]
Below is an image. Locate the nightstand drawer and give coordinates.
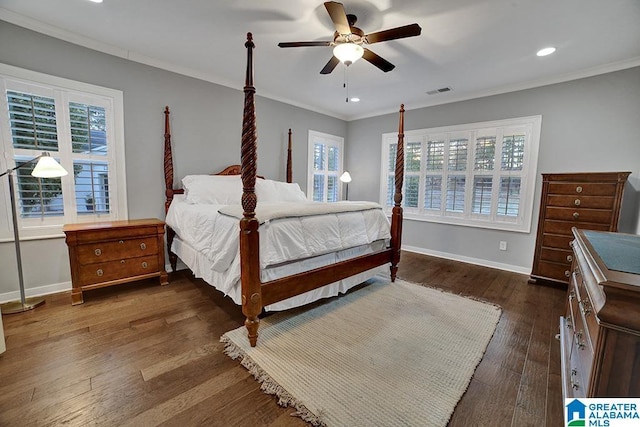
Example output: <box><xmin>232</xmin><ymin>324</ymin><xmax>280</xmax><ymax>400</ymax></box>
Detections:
<box><xmin>78</xmin><ymin>255</ymin><xmax>159</xmax><ymax>285</ymax></box>
<box><xmin>76</xmin><ymin>237</ymin><xmax>158</xmax><ymax>265</ymax></box>
<box><xmin>73</xmin><ymin>225</ymin><xmax>160</xmax><ymax>243</ymax></box>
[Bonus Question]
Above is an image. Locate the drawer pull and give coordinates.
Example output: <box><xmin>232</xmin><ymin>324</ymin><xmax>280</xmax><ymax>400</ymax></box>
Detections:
<box><xmin>142</xmin><ymin>261</ymin><xmax>148</xmax><ymax>269</ymax></box>
<box><xmin>564</xmin><ymin>270</ymin><xmax>571</xmax><ymax>278</ymax></box>
<box><xmin>574</xmin><ymin>199</ymin><xmax>581</xmax><ymax>206</ymax></box>
<box><xmin>94</xmin><ymin>248</ymin><xmax>102</xmax><ymax>256</ymax></box>
<box><xmin>140</xmin><ymin>242</ymin><xmax>147</xmax><ymax>250</ymax></box>
<box><xmin>96</xmin><ymin>269</ymin><xmax>104</xmax><ymax>277</ymax></box>
<box><xmin>119</xmin><ymin>240</ymin><xmax>124</xmax><ymax>244</ymax></box>
<box><xmin>120</xmin><ymin>260</ymin><xmax>125</xmax><ymax>264</ymax></box>
<box><xmin>576</xmin><ymin>330</ymin><xmax>586</xmax><ymax>350</ymax></box>
<box><xmin>581</xmin><ymin>300</ymin><xmax>592</xmax><ymax>317</ymax></box>
<box><xmin>566</xmin><ymin>255</ymin><xmax>573</xmax><ymax>262</ymax></box>
<box><xmin>570</xmin><ymin>369</ymin><xmax>580</xmax><ymax>390</ymax></box>
<box><xmin>576</xmin><ymin>186</ymin><xmax>582</xmax><ymax>193</ymax></box>
<box><xmin>572</xmin><ymin>212</ymin><xmax>579</xmax><ymax>219</ymax></box>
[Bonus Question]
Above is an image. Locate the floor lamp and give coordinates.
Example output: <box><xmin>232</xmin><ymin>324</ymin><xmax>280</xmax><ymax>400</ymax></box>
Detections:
<box><xmin>340</xmin><ymin>171</ymin><xmax>352</xmax><ymax>200</ymax></box>
<box><xmin>0</xmin><ymin>152</ymin><xmax>68</xmax><ymax>314</ymax></box>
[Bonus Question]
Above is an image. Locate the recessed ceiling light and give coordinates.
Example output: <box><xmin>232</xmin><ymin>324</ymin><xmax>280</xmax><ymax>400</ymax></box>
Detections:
<box><xmin>350</xmin><ymin>97</ymin><xmax>360</xmax><ymax>103</ymax></box>
<box><xmin>88</xmin><ymin>0</ymin><xmax>103</xmax><ymax>3</ymax></box>
<box><xmin>536</xmin><ymin>47</ymin><xmax>556</xmax><ymax>57</ymax></box>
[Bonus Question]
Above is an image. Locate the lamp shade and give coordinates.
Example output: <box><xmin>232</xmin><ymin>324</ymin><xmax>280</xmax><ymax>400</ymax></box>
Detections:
<box><xmin>333</xmin><ymin>43</ymin><xmax>364</xmax><ymax>65</ymax></box>
<box><xmin>340</xmin><ymin>171</ymin><xmax>352</xmax><ymax>183</ymax></box>
<box><xmin>31</xmin><ymin>153</ymin><xmax>68</xmax><ymax>178</ymax></box>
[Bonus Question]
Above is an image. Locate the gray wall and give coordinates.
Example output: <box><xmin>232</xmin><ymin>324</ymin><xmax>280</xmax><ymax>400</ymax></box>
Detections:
<box><xmin>0</xmin><ymin>21</ymin><xmax>346</xmax><ymax>298</ymax></box>
<box><xmin>346</xmin><ymin>66</ymin><xmax>640</xmax><ymax>272</ymax></box>
<box><xmin>1</xmin><ymin>19</ymin><xmax>638</xmax><ymax>299</ymax></box>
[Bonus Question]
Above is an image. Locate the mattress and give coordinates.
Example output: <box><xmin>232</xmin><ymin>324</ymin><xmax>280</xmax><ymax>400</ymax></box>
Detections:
<box><xmin>166</xmin><ymin>195</ymin><xmax>392</xmax><ymax>311</ymax></box>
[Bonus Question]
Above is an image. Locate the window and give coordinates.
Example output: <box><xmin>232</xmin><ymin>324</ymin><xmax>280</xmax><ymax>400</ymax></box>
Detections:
<box><xmin>307</xmin><ymin>130</ymin><xmax>344</xmax><ymax>202</ymax></box>
<box><xmin>0</xmin><ymin>63</ymin><xmax>127</xmax><ymax>238</ymax></box>
<box><xmin>380</xmin><ymin>116</ymin><xmax>541</xmax><ymax>232</ymax></box>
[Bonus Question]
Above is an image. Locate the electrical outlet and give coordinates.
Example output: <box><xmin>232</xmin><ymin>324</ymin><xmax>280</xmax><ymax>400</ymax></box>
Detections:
<box><xmin>499</xmin><ymin>241</ymin><xmax>507</xmax><ymax>251</ymax></box>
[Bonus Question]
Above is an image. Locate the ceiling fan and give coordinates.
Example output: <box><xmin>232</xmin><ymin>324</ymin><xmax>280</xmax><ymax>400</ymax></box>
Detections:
<box><xmin>278</xmin><ymin>1</ymin><xmax>421</xmax><ymax>74</ymax></box>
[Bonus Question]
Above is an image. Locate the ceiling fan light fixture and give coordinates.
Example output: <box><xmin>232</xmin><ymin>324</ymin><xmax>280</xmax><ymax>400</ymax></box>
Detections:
<box><xmin>333</xmin><ymin>43</ymin><xmax>364</xmax><ymax>65</ymax></box>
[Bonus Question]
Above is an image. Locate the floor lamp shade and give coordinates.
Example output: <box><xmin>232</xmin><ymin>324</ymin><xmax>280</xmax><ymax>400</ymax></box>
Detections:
<box><xmin>1</xmin><ymin>152</ymin><xmax>68</xmax><ymax>314</ymax></box>
<box><xmin>340</xmin><ymin>171</ymin><xmax>352</xmax><ymax>200</ymax></box>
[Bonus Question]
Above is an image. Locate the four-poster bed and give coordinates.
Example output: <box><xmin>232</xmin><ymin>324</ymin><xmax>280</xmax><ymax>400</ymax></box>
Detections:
<box><xmin>163</xmin><ymin>33</ymin><xmax>405</xmax><ymax>346</ymax></box>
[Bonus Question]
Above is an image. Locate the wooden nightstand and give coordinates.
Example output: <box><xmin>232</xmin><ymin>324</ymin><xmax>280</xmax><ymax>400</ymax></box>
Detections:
<box><xmin>63</xmin><ymin>218</ymin><xmax>169</xmax><ymax>305</ymax></box>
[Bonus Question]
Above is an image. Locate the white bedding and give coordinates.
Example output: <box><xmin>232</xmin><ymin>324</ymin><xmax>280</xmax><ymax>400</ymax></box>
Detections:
<box><xmin>165</xmin><ymin>195</ymin><xmax>392</xmax><ymax>310</ymax></box>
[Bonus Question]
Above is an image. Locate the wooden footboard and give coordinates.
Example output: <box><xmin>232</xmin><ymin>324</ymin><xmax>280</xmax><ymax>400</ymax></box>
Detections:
<box><xmin>238</xmin><ymin>33</ymin><xmax>404</xmax><ymax>347</ymax></box>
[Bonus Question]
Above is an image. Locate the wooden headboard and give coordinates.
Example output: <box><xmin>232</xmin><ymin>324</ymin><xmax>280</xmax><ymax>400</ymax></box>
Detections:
<box><xmin>162</xmin><ymin>106</ymin><xmax>293</xmax><ymax>214</ymax></box>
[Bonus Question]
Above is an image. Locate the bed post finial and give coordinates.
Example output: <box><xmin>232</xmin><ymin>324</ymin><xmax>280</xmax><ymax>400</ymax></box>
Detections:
<box><xmin>241</xmin><ymin>32</ymin><xmax>257</xmax><ymax>218</ymax></box>
<box><xmin>240</xmin><ymin>32</ymin><xmax>261</xmax><ymax>347</ymax></box>
<box><xmin>287</xmin><ymin>128</ymin><xmax>293</xmax><ymax>183</ymax></box>
<box><xmin>390</xmin><ymin>104</ymin><xmax>404</xmax><ymax>282</ymax></box>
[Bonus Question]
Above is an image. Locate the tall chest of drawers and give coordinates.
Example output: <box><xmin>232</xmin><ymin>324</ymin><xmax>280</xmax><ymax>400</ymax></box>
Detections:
<box><xmin>529</xmin><ymin>172</ymin><xmax>630</xmax><ymax>286</ymax></box>
<box><xmin>560</xmin><ymin>228</ymin><xmax>640</xmax><ymax>398</ymax></box>
<box><xmin>64</xmin><ymin>218</ymin><xmax>169</xmax><ymax>305</ymax></box>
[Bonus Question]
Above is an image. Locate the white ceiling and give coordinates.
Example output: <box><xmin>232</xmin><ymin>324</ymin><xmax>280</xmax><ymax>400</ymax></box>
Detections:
<box><xmin>1</xmin><ymin>0</ymin><xmax>639</xmax><ymax>121</ymax></box>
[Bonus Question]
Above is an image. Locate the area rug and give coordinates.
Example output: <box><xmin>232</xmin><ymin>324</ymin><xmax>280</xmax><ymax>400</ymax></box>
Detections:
<box><xmin>220</xmin><ymin>276</ymin><xmax>501</xmax><ymax>427</ymax></box>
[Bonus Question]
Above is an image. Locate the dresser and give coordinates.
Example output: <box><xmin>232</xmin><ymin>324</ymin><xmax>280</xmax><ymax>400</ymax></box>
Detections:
<box><xmin>64</xmin><ymin>219</ymin><xmax>169</xmax><ymax>305</ymax></box>
<box><xmin>529</xmin><ymin>172</ymin><xmax>630</xmax><ymax>286</ymax></box>
<box><xmin>559</xmin><ymin>228</ymin><xmax>640</xmax><ymax>398</ymax></box>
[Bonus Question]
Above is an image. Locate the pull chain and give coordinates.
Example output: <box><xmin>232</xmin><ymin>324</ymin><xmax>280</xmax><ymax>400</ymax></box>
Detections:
<box><xmin>344</xmin><ymin>66</ymin><xmax>349</xmax><ymax>102</ymax></box>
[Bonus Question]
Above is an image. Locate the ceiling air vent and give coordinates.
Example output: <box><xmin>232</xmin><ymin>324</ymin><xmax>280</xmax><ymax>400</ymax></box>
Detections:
<box><xmin>426</xmin><ymin>87</ymin><xmax>452</xmax><ymax>95</ymax></box>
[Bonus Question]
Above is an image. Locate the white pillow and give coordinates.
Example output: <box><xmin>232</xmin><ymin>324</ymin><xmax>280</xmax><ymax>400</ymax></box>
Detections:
<box><xmin>182</xmin><ymin>174</ymin><xmax>242</xmax><ymax>205</ymax></box>
<box><xmin>256</xmin><ymin>179</ymin><xmax>307</xmax><ymax>202</ymax></box>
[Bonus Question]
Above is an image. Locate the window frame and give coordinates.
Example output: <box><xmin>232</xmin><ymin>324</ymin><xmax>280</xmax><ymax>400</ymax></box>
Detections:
<box><xmin>307</xmin><ymin>130</ymin><xmax>345</xmax><ymax>202</ymax></box>
<box><xmin>380</xmin><ymin>116</ymin><xmax>541</xmax><ymax>233</ymax></box>
<box><xmin>0</xmin><ymin>63</ymin><xmax>127</xmax><ymax>239</ymax></box>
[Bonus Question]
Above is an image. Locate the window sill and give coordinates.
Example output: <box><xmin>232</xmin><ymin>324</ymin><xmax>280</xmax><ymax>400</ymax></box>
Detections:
<box><xmin>386</xmin><ymin>210</ymin><xmax>532</xmax><ymax>233</ymax></box>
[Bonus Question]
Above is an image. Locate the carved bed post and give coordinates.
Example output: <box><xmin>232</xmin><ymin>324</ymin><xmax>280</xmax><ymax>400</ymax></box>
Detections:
<box><xmin>163</xmin><ymin>106</ymin><xmax>178</xmax><ymax>272</ymax></box>
<box><xmin>390</xmin><ymin>104</ymin><xmax>404</xmax><ymax>282</ymax></box>
<box><xmin>239</xmin><ymin>33</ymin><xmax>262</xmax><ymax>347</ymax></box>
<box><xmin>286</xmin><ymin>128</ymin><xmax>293</xmax><ymax>183</ymax></box>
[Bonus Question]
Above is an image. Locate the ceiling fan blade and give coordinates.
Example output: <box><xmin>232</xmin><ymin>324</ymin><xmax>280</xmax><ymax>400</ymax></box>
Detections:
<box><xmin>324</xmin><ymin>1</ymin><xmax>351</xmax><ymax>35</ymax></box>
<box><xmin>362</xmin><ymin>48</ymin><xmax>395</xmax><ymax>72</ymax></box>
<box><xmin>365</xmin><ymin>23</ymin><xmax>422</xmax><ymax>44</ymax></box>
<box><xmin>278</xmin><ymin>41</ymin><xmax>332</xmax><ymax>48</ymax></box>
<box><xmin>320</xmin><ymin>56</ymin><xmax>341</xmax><ymax>74</ymax></box>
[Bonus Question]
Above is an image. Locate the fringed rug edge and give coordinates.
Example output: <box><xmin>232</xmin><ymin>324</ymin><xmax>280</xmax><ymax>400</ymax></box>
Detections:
<box><xmin>220</xmin><ymin>334</ymin><xmax>326</xmax><ymax>427</ymax></box>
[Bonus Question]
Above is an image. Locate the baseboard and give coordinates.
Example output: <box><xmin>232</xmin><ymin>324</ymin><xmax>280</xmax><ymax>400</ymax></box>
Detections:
<box><xmin>0</xmin><ymin>254</ymin><xmax>525</xmax><ymax>304</ymax></box>
<box><xmin>0</xmin><ymin>281</ymin><xmax>72</xmax><ymax>304</ymax></box>
<box><xmin>402</xmin><ymin>244</ymin><xmax>531</xmax><ymax>275</ymax></box>
<box><xmin>0</xmin><ymin>262</ymin><xmax>189</xmax><ymax>304</ymax></box>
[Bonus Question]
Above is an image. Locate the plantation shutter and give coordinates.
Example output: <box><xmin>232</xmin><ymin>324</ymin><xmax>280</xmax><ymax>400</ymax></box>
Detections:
<box><xmin>7</xmin><ymin>91</ymin><xmax>64</xmax><ymax>218</ymax></box>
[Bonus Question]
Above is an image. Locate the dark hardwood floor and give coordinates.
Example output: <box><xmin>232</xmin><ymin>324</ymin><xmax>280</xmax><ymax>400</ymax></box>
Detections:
<box><xmin>0</xmin><ymin>251</ymin><xmax>566</xmax><ymax>426</ymax></box>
